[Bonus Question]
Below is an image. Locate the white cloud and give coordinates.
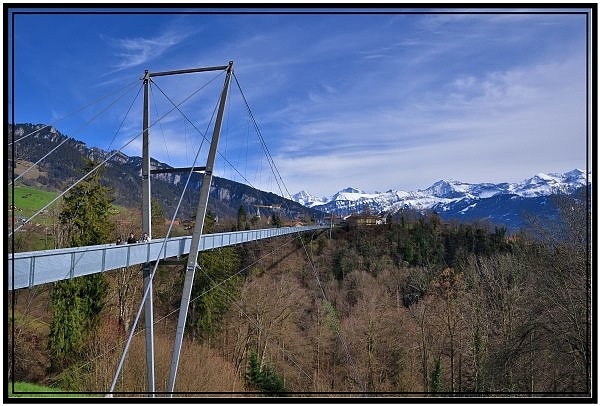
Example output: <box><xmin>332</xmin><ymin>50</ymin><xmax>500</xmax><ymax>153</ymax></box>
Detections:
<box><xmin>105</xmin><ymin>29</ymin><xmax>193</xmax><ymax>72</ymax></box>
<box><xmin>23</xmin><ymin>11</ymin><xmax>586</xmax><ymax>200</ymax></box>
<box><xmin>271</xmin><ymin>52</ymin><xmax>587</xmax><ymax>196</ymax></box>
<box><xmin>102</xmin><ymin>13</ymin><xmax>587</xmax><ymax>199</ymax></box>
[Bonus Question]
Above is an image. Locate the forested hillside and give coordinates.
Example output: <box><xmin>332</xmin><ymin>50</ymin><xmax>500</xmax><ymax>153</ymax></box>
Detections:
<box><xmin>9</xmin><ymin>192</ymin><xmax>590</xmax><ymax>396</ymax></box>
<box><xmin>8</xmin><ymin>123</ymin><xmax>321</xmax><ymax>223</ymax></box>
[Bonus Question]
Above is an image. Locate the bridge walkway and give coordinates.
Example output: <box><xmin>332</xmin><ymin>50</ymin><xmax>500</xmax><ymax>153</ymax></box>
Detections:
<box><xmin>9</xmin><ymin>225</ymin><xmax>326</xmax><ymax>290</ymax></box>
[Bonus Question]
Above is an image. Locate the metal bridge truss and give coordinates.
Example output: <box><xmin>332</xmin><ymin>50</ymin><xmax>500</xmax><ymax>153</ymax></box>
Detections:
<box><xmin>8</xmin><ymin>225</ymin><xmax>326</xmax><ymax>290</ymax></box>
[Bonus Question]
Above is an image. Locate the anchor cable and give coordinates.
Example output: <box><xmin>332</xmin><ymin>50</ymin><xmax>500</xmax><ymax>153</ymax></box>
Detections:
<box><xmin>9</xmin><ymin>74</ymin><xmax>218</xmax><ymax>237</ymax></box>
<box><xmin>109</xmin><ymin>82</ymin><xmax>221</xmax><ymax>393</ymax></box>
<box><xmin>233</xmin><ymin>73</ymin><xmax>366</xmax><ymax>391</ymax></box>
<box><xmin>151</xmin><ymin>77</ymin><xmax>256</xmax><ymax>189</ymax></box>
<box><xmin>10</xmin><ymin>82</ymin><xmax>140</xmax><ymax>186</ymax></box>
<box><xmin>8</xmin><ymin>79</ymin><xmax>139</xmax><ymax>146</ymax></box>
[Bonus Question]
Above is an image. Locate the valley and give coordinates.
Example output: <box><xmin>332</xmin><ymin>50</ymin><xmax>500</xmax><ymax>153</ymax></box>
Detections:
<box><xmin>7</xmin><ymin>122</ymin><xmax>592</xmax><ymax>397</ymax></box>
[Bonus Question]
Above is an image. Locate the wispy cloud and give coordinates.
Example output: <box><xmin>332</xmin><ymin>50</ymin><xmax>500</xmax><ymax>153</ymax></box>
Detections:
<box><xmin>105</xmin><ymin>29</ymin><xmax>192</xmax><ymax>72</ymax></box>
<box><xmin>13</xmin><ymin>10</ymin><xmax>588</xmax><ymax>199</ymax></box>
<box><xmin>272</xmin><ymin>49</ymin><xmax>586</xmax><ymax>195</ymax></box>
<box><xmin>109</xmin><ymin>12</ymin><xmax>587</xmax><ymax>196</ymax></box>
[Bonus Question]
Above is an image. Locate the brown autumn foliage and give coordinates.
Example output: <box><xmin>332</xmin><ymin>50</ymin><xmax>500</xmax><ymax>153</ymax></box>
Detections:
<box><xmin>8</xmin><ymin>200</ymin><xmax>591</xmax><ymax>398</ymax></box>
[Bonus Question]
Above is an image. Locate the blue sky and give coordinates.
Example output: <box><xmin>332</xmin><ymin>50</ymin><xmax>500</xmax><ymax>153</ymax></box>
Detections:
<box><xmin>8</xmin><ymin>7</ymin><xmax>591</xmax><ymax>197</ymax></box>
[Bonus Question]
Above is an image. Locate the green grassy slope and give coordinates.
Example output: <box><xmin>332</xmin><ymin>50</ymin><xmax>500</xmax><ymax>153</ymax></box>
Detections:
<box><xmin>7</xmin><ymin>381</ymin><xmax>99</xmax><ymax>397</ymax></box>
<box><xmin>8</xmin><ymin>185</ymin><xmax>59</xmax><ymax>219</ymax></box>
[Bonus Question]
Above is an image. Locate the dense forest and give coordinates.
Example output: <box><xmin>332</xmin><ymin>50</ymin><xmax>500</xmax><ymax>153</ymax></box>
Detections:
<box><xmin>8</xmin><ymin>185</ymin><xmax>591</xmax><ymax>397</ymax></box>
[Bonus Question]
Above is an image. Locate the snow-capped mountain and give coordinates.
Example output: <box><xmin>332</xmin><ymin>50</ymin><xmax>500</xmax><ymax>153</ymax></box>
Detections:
<box><xmin>510</xmin><ymin>170</ymin><xmax>588</xmax><ymax>197</ymax></box>
<box><xmin>291</xmin><ymin>190</ymin><xmax>329</xmax><ymax>208</ymax></box>
<box><xmin>293</xmin><ymin>169</ymin><xmax>590</xmax><ymax>230</ymax></box>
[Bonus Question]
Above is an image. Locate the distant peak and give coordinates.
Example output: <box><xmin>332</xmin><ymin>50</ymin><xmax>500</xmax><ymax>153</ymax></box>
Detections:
<box><xmin>292</xmin><ymin>190</ymin><xmax>311</xmax><ymax>198</ymax></box>
<box><xmin>533</xmin><ymin>172</ymin><xmax>556</xmax><ymax>180</ymax></box>
<box><xmin>424</xmin><ymin>179</ymin><xmax>466</xmax><ymax>198</ymax></box>
<box><xmin>563</xmin><ymin>168</ymin><xmax>585</xmax><ymax>177</ymax></box>
<box><xmin>340</xmin><ymin>187</ymin><xmax>363</xmax><ymax>194</ymax></box>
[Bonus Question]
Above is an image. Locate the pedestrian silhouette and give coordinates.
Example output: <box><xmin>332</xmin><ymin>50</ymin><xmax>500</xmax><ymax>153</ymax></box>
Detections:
<box><xmin>127</xmin><ymin>233</ymin><xmax>137</xmax><ymax>244</ymax></box>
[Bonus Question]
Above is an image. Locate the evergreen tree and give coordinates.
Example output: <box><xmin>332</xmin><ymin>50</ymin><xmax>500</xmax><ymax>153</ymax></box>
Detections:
<box><xmin>151</xmin><ymin>197</ymin><xmax>166</xmax><ymax>237</ymax></box>
<box><xmin>430</xmin><ymin>356</ymin><xmax>443</xmax><ymax>392</ymax></box>
<box><xmin>246</xmin><ymin>350</ymin><xmax>285</xmax><ymax>392</ymax></box>
<box><xmin>246</xmin><ymin>350</ymin><xmax>263</xmax><ymax>389</ymax></box>
<box><xmin>188</xmin><ymin>245</ymin><xmax>241</xmax><ymax>340</ymax></box>
<box><xmin>59</xmin><ymin>162</ymin><xmax>113</xmax><ymax>247</ymax></box>
<box><xmin>48</xmin><ymin>281</ymin><xmax>86</xmax><ymax>365</ymax></box>
<box><xmin>48</xmin><ymin>160</ymin><xmax>112</xmax><ymax>370</ymax></box>
<box><xmin>237</xmin><ymin>205</ymin><xmax>247</xmax><ymax>231</ymax></box>
<box><xmin>204</xmin><ymin>210</ymin><xmax>216</xmax><ymax>234</ymax></box>
<box><xmin>271</xmin><ymin>213</ymin><xmax>282</xmax><ymax>228</ymax></box>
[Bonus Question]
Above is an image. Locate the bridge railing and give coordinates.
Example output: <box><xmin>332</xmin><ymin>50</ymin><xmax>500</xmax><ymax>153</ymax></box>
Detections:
<box><xmin>8</xmin><ymin>225</ymin><xmax>327</xmax><ymax>290</ymax></box>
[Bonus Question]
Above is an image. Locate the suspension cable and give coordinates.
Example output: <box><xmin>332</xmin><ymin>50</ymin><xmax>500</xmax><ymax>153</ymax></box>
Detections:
<box><xmin>151</xmin><ymin>78</ymin><xmax>256</xmax><ymax>189</ymax></box>
<box><xmin>105</xmin><ymin>83</ymin><xmax>144</xmax><ymax>153</ymax></box>
<box><xmin>232</xmin><ymin>73</ymin><xmax>300</xmax><ymax>231</ymax></box>
<box><xmin>10</xmin><ymin>81</ymin><xmax>141</xmax><ymax>186</ymax></box>
<box><xmin>148</xmin><ymin>71</ymin><xmax>223</xmax><ymax>144</ymax></box>
<box><xmin>232</xmin><ymin>73</ymin><xmax>291</xmax><ymax>199</ymax></box>
<box><xmin>150</xmin><ymin>83</ymin><xmax>172</xmax><ymax>164</ymax></box>
<box><xmin>233</xmin><ymin>73</ymin><xmax>366</xmax><ymax>391</ymax></box>
<box><xmin>109</xmin><ymin>86</ymin><xmax>221</xmax><ymax>393</ymax></box>
<box><xmin>8</xmin><ymin>79</ymin><xmax>140</xmax><ymax>146</ymax></box>
<box><xmin>77</xmin><ymin>234</ymin><xmax>305</xmax><ymax>393</ymax></box>
<box><xmin>108</xmin><ymin>73</ymin><xmax>320</xmax><ymax>392</ymax></box>
<box><xmin>16</xmin><ymin>68</ymin><xmax>361</xmax><ymax>393</ymax></box>
<box><xmin>9</xmin><ymin>76</ymin><xmax>219</xmax><ymax>237</ymax></box>
<box><xmin>9</xmin><ymin>132</ymin><xmax>138</xmax><ymax>237</ymax></box>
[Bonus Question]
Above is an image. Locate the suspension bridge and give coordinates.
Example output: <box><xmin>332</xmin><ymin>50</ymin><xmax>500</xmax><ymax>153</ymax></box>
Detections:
<box><xmin>7</xmin><ymin>60</ymin><xmax>352</xmax><ymax>396</ymax></box>
<box><xmin>8</xmin><ymin>226</ymin><xmax>325</xmax><ymax>290</ymax></box>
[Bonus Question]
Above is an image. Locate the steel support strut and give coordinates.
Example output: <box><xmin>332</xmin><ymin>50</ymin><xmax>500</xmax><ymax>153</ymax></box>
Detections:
<box><xmin>166</xmin><ymin>61</ymin><xmax>234</xmax><ymax>393</ymax></box>
<box><xmin>141</xmin><ymin>70</ymin><xmax>155</xmax><ymax>395</ymax></box>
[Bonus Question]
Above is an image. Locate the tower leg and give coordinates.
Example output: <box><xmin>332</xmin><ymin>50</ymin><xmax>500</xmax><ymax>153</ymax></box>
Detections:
<box><xmin>143</xmin><ymin>263</ymin><xmax>155</xmax><ymax>394</ymax></box>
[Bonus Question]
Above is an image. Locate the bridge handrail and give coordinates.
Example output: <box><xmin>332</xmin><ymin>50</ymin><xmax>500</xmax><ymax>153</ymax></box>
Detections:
<box><xmin>8</xmin><ymin>225</ymin><xmax>326</xmax><ymax>290</ymax></box>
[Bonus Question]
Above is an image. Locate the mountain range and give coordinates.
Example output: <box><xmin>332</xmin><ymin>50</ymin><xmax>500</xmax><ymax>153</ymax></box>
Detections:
<box><xmin>8</xmin><ymin>123</ymin><xmax>322</xmax><ymax>223</ymax></box>
<box><xmin>8</xmin><ymin>123</ymin><xmax>590</xmax><ymax>232</ymax></box>
<box><xmin>292</xmin><ymin>170</ymin><xmax>590</xmax><ymax>230</ymax></box>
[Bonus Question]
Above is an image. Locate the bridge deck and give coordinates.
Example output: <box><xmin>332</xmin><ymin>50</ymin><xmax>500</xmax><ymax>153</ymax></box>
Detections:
<box><xmin>8</xmin><ymin>225</ymin><xmax>326</xmax><ymax>290</ymax></box>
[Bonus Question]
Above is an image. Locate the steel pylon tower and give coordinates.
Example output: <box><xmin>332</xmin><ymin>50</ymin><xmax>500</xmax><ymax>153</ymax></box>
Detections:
<box><xmin>136</xmin><ymin>61</ymin><xmax>233</xmax><ymax>396</ymax></box>
<box><xmin>166</xmin><ymin>61</ymin><xmax>233</xmax><ymax>393</ymax></box>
